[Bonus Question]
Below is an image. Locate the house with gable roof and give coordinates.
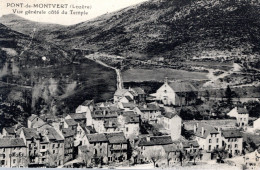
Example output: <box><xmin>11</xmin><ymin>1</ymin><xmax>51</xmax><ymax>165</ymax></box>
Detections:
<box><xmin>194</xmin><ymin>123</ymin><xmax>223</xmax><ymax>152</ymax></box>
<box><xmin>158</xmin><ymin>112</ymin><xmax>182</xmax><ymax>141</ymax></box>
<box><xmin>227</xmin><ymin>107</ymin><xmax>249</xmax><ymax>128</ymax></box>
<box><xmin>105</xmin><ymin>132</ymin><xmax>128</xmax><ymax>162</ymax></box>
<box><xmin>222</xmin><ymin>129</ymin><xmax>243</xmax><ymax>156</ymax></box>
<box><xmin>19</xmin><ymin>128</ymin><xmax>41</xmax><ymax>165</ymax></box>
<box><xmin>118</xmin><ymin>112</ymin><xmax>140</xmax><ymax>140</ymax></box>
<box><xmin>152</xmin><ymin>78</ymin><xmax>198</xmax><ymax>106</ymax></box>
<box><xmin>114</xmin><ymin>89</ymin><xmax>134</xmax><ymax>103</ymax></box>
<box><xmin>0</xmin><ymin>138</ymin><xmax>27</xmax><ymax>168</ymax></box>
<box><xmin>129</xmin><ymin>87</ymin><xmax>146</xmax><ymax>103</ymax></box>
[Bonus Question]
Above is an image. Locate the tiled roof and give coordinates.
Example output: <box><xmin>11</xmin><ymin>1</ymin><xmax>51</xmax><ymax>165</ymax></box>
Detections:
<box><xmin>105</xmin><ymin>132</ymin><xmax>127</xmax><ymax>144</ymax></box>
<box><xmin>87</xmin><ymin>133</ymin><xmax>108</xmax><ymax>143</ymax></box>
<box><xmin>132</xmin><ymin>87</ymin><xmax>146</xmax><ymax>95</ymax></box>
<box><xmin>168</xmin><ymin>82</ymin><xmax>197</xmax><ymax>92</ymax></box>
<box><xmin>129</xmin><ymin>91</ymin><xmax>137</xmax><ymax>97</ymax></box>
<box><xmin>23</xmin><ymin>128</ymin><xmax>40</xmax><ymax>140</ymax></box>
<box><xmin>194</xmin><ymin>124</ymin><xmax>219</xmax><ymax>139</ymax></box>
<box><xmin>114</xmin><ymin>89</ymin><xmax>129</xmax><ymax>96</ymax></box>
<box><xmin>138</xmin><ymin>136</ymin><xmax>173</xmax><ymax>146</ymax></box>
<box><xmin>44</xmin><ymin>127</ymin><xmax>64</xmax><ymax>141</ymax></box>
<box><xmin>70</xmin><ymin>113</ymin><xmax>86</xmax><ymax>120</ymax></box>
<box><xmin>162</xmin><ymin>143</ymin><xmax>178</xmax><ymax>152</ymax></box>
<box><xmin>62</xmin><ymin>128</ymin><xmax>76</xmax><ymax>138</ymax></box>
<box><xmin>182</xmin><ymin>140</ymin><xmax>200</xmax><ymax>148</ymax></box>
<box><xmin>237</xmin><ymin>108</ymin><xmax>248</xmax><ymax>114</ymax></box>
<box><xmin>222</xmin><ymin>130</ymin><xmax>242</xmax><ymax>138</ymax></box>
<box><xmin>125</xmin><ymin>96</ymin><xmax>134</xmax><ymax>101</ymax></box>
<box><xmin>122</xmin><ymin>113</ymin><xmax>140</xmax><ymax>124</ymax></box>
<box><xmin>31</xmin><ymin>119</ymin><xmax>47</xmax><ymax>129</ymax></box>
<box><xmin>163</xmin><ymin>112</ymin><xmax>178</xmax><ymax>119</ymax></box>
<box><xmin>3</xmin><ymin>127</ymin><xmax>15</xmax><ymax>134</ymax></box>
<box><xmin>0</xmin><ymin>138</ymin><xmax>26</xmax><ymax>148</ymax></box>
<box><xmin>81</xmin><ymin>100</ymin><xmax>94</xmax><ymax>106</ymax></box>
<box><xmin>122</xmin><ymin>103</ymin><xmax>136</xmax><ymax>109</ymax></box>
<box><xmin>139</xmin><ymin>103</ymin><xmax>160</xmax><ymax>111</ymax></box>
<box><xmin>65</xmin><ymin>119</ymin><xmax>78</xmax><ymax>126</ymax></box>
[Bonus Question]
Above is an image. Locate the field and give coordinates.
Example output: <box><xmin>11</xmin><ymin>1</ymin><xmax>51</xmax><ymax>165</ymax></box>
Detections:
<box><xmin>122</xmin><ymin>68</ymin><xmax>208</xmax><ymax>82</ymax></box>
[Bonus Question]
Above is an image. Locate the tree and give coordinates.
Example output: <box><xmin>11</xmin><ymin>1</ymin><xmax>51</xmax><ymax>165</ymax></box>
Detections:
<box><xmin>47</xmin><ymin>148</ymin><xmax>63</xmax><ymax>168</ymax></box>
<box><xmin>143</xmin><ymin>147</ymin><xmax>165</xmax><ymax>167</ymax></box>
<box><xmin>80</xmin><ymin>147</ymin><xmax>94</xmax><ymax>168</ymax></box>
<box><xmin>225</xmin><ymin>85</ymin><xmax>238</xmax><ymax>108</ymax></box>
<box><xmin>188</xmin><ymin>149</ymin><xmax>202</xmax><ymax>165</ymax></box>
<box><xmin>212</xmin><ymin>148</ymin><xmax>228</xmax><ymax>163</ymax></box>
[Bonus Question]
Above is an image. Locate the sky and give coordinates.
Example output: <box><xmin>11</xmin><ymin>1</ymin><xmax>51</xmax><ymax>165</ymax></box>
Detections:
<box><xmin>0</xmin><ymin>0</ymin><xmax>149</xmax><ymax>25</ymax></box>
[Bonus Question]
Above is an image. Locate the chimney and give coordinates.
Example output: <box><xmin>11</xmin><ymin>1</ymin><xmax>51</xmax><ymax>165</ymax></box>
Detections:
<box><xmin>146</xmin><ymin>135</ymin><xmax>150</xmax><ymax>142</ymax></box>
<box><xmin>201</xmin><ymin>127</ymin><xmax>204</xmax><ymax>136</ymax></box>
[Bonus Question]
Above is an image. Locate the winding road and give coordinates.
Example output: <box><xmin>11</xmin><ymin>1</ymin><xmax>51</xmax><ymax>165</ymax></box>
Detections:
<box><xmin>85</xmin><ymin>56</ymin><xmax>123</xmax><ymax>90</ymax></box>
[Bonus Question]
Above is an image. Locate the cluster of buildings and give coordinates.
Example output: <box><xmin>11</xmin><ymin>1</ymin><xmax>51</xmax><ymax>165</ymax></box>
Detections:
<box><xmin>0</xmin><ymin>79</ymin><xmax>258</xmax><ymax>168</ymax></box>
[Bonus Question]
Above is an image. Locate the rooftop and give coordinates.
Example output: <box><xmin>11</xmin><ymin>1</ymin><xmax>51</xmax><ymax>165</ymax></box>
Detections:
<box><xmin>105</xmin><ymin>132</ymin><xmax>127</xmax><ymax>144</ymax></box>
<box><xmin>139</xmin><ymin>103</ymin><xmax>160</xmax><ymax>111</ymax></box>
<box><xmin>0</xmin><ymin>138</ymin><xmax>26</xmax><ymax>148</ymax></box>
<box><xmin>62</xmin><ymin>128</ymin><xmax>76</xmax><ymax>138</ymax></box>
<box><xmin>65</xmin><ymin>119</ymin><xmax>78</xmax><ymax>126</ymax></box>
<box><xmin>194</xmin><ymin>123</ymin><xmax>219</xmax><ymax>139</ymax></box>
<box><xmin>237</xmin><ymin>107</ymin><xmax>248</xmax><ymax>114</ymax></box>
<box><xmin>114</xmin><ymin>89</ymin><xmax>129</xmax><ymax>97</ymax></box>
<box><xmin>22</xmin><ymin>128</ymin><xmax>40</xmax><ymax>140</ymax></box>
<box><xmin>168</xmin><ymin>81</ymin><xmax>197</xmax><ymax>92</ymax></box>
<box><xmin>3</xmin><ymin>127</ymin><xmax>15</xmax><ymax>135</ymax></box>
<box><xmin>81</xmin><ymin>100</ymin><xmax>94</xmax><ymax>106</ymax></box>
<box><xmin>87</xmin><ymin>133</ymin><xmax>108</xmax><ymax>143</ymax></box>
<box><xmin>163</xmin><ymin>112</ymin><xmax>178</xmax><ymax>119</ymax></box>
<box><xmin>222</xmin><ymin>129</ymin><xmax>242</xmax><ymax>138</ymax></box>
<box><xmin>138</xmin><ymin>135</ymin><xmax>173</xmax><ymax>146</ymax></box>
<box><xmin>131</xmin><ymin>87</ymin><xmax>146</xmax><ymax>95</ymax></box>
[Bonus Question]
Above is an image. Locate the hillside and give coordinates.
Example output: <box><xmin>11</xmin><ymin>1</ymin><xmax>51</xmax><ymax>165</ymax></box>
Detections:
<box><xmin>0</xmin><ymin>23</ymin><xmax>70</xmax><ymax>68</ymax></box>
<box><xmin>42</xmin><ymin>0</ymin><xmax>260</xmax><ymax>60</ymax></box>
<box><xmin>0</xmin><ymin>14</ymin><xmax>65</xmax><ymax>38</ymax></box>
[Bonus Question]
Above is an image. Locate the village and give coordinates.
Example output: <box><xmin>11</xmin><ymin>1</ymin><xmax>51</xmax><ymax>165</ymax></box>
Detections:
<box><xmin>0</xmin><ymin>77</ymin><xmax>260</xmax><ymax>169</ymax></box>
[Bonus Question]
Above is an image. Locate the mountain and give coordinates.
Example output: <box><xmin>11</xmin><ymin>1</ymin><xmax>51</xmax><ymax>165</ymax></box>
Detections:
<box><xmin>0</xmin><ymin>14</ymin><xmax>65</xmax><ymax>38</ymax></box>
<box><xmin>0</xmin><ymin>23</ymin><xmax>70</xmax><ymax>67</ymax></box>
<box><xmin>42</xmin><ymin>0</ymin><xmax>260</xmax><ymax>60</ymax></box>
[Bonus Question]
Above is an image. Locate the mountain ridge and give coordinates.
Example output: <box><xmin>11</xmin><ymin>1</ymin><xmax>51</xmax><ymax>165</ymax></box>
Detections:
<box><xmin>41</xmin><ymin>0</ymin><xmax>260</xmax><ymax>60</ymax></box>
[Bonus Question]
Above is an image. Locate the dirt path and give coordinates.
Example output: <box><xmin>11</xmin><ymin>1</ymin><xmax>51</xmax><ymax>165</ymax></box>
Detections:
<box><xmin>85</xmin><ymin>56</ymin><xmax>123</xmax><ymax>90</ymax></box>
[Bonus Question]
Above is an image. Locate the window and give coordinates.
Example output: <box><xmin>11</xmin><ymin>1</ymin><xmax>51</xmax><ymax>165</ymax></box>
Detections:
<box><xmin>216</xmin><ymin>145</ymin><xmax>219</xmax><ymax>149</ymax></box>
<box><xmin>2</xmin><ymin>149</ymin><xmax>5</xmax><ymax>153</ymax></box>
<box><xmin>94</xmin><ymin>143</ymin><xmax>96</xmax><ymax>146</ymax></box>
<box><xmin>13</xmin><ymin>159</ymin><xmax>16</xmax><ymax>164</ymax></box>
<box><xmin>235</xmin><ymin>144</ymin><xmax>238</xmax><ymax>148</ymax></box>
<box><xmin>53</xmin><ymin>150</ymin><xmax>55</xmax><ymax>154</ymax></box>
<box><xmin>52</xmin><ymin>144</ymin><xmax>55</xmax><ymax>148</ymax></box>
<box><xmin>164</xmin><ymin>90</ymin><xmax>167</xmax><ymax>93</ymax></box>
<box><xmin>57</xmin><ymin>144</ymin><xmax>60</xmax><ymax>148</ymax></box>
<box><xmin>126</xmin><ymin>127</ymin><xmax>129</xmax><ymax>132</ymax></box>
<box><xmin>1</xmin><ymin>160</ymin><xmax>4</xmax><ymax>165</ymax></box>
<box><xmin>2</xmin><ymin>154</ymin><xmax>5</xmax><ymax>159</ymax></box>
<box><xmin>208</xmin><ymin>145</ymin><xmax>211</xmax><ymax>151</ymax></box>
<box><xmin>209</xmin><ymin>139</ymin><xmax>212</xmax><ymax>143</ymax></box>
<box><xmin>42</xmin><ymin>145</ymin><xmax>45</xmax><ymax>149</ymax></box>
<box><xmin>216</xmin><ymin>138</ymin><xmax>219</xmax><ymax>143</ymax></box>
